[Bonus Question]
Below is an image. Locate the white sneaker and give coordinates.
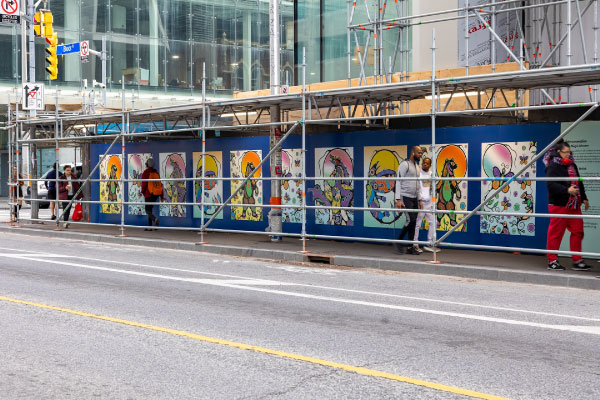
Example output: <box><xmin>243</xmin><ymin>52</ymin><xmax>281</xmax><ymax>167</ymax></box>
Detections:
<box><xmin>423</xmin><ymin>246</ymin><xmax>440</xmax><ymax>253</ymax></box>
<box><xmin>413</xmin><ymin>246</ymin><xmax>424</xmax><ymax>253</ymax></box>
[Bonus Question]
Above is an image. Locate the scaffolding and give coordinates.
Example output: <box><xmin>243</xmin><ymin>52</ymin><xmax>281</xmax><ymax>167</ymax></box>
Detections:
<box><xmin>6</xmin><ymin>0</ymin><xmax>600</xmax><ymax>264</ymax></box>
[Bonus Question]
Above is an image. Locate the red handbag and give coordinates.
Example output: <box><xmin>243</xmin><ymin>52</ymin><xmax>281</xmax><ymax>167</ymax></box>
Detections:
<box><xmin>72</xmin><ymin>203</ymin><xmax>83</xmax><ymax>221</ymax></box>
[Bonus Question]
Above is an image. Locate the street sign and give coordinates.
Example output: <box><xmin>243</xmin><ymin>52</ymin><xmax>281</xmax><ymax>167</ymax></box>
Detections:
<box><xmin>22</xmin><ymin>82</ymin><xmax>44</xmax><ymax>111</ymax></box>
<box><xmin>281</xmin><ymin>85</ymin><xmax>290</xmax><ymax>95</ymax></box>
<box><xmin>80</xmin><ymin>40</ymin><xmax>89</xmax><ymax>63</ymax></box>
<box><xmin>57</xmin><ymin>42</ymin><xmax>80</xmax><ymax>55</ymax></box>
<box><xmin>0</xmin><ymin>0</ymin><xmax>20</xmax><ymax>24</ymax></box>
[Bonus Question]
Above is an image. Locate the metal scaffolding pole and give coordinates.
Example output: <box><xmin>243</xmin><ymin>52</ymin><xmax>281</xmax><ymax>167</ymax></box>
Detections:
<box><xmin>301</xmin><ymin>48</ymin><xmax>308</xmax><ymax>253</ymax></box>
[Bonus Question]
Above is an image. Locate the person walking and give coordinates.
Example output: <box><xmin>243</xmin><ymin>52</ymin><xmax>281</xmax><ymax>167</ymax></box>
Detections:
<box><xmin>45</xmin><ymin>163</ymin><xmax>58</xmax><ymax>220</ymax></box>
<box><xmin>394</xmin><ymin>146</ymin><xmax>423</xmax><ymax>255</ymax></box>
<box><xmin>58</xmin><ymin>165</ymin><xmax>81</xmax><ymax>228</ymax></box>
<box><xmin>413</xmin><ymin>157</ymin><xmax>439</xmax><ymax>253</ymax></box>
<box><xmin>141</xmin><ymin>158</ymin><xmax>163</xmax><ymax>231</ymax></box>
<box><xmin>545</xmin><ymin>141</ymin><xmax>591</xmax><ymax>271</ymax></box>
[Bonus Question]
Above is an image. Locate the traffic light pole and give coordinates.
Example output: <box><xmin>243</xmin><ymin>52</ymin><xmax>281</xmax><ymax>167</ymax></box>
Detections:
<box><xmin>88</xmin><ymin>36</ymin><xmax>107</xmax><ymax>107</ymax></box>
<box><xmin>28</xmin><ymin>0</ymin><xmax>36</xmax><ymax>118</ymax></box>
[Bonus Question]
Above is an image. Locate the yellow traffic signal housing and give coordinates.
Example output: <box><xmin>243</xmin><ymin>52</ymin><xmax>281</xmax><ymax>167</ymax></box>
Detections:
<box><xmin>45</xmin><ymin>33</ymin><xmax>58</xmax><ymax>81</ymax></box>
<box><xmin>33</xmin><ymin>11</ymin><xmax>44</xmax><ymax>37</ymax></box>
<box><xmin>43</xmin><ymin>12</ymin><xmax>54</xmax><ymax>37</ymax></box>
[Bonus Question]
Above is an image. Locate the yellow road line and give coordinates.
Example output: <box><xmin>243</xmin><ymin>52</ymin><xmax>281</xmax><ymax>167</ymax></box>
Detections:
<box><xmin>0</xmin><ymin>295</ymin><xmax>510</xmax><ymax>400</ymax></box>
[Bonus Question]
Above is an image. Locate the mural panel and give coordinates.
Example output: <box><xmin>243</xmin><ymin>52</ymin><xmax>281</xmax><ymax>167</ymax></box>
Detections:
<box><xmin>230</xmin><ymin>150</ymin><xmax>263</xmax><ymax>221</ymax></box>
<box><xmin>363</xmin><ymin>146</ymin><xmax>407</xmax><ymax>228</ymax></box>
<box><xmin>193</xmin><ymin>151</ymin><xmax>223</xmax><ymax>220</ymax></box>
<box><xmin>159</xmin><ymin>152</ymin><xmax>187</xmax><ymax>218</ymax></box>
<box><xmin>313</xmin><ymin>147</ymin><xmax>354</xmax><ymax>226</ymax></box>
<box><xmin>99</xmin><ymin>154</ymin><xmax>123</xmax><ymax>214</ymax></box>
<box><xmin>282</xmin><ymin>149</ymin><xmax>304</xmax><ymax>223</ymax></box>
<box><xmin>421</xmin><ymin>144</ymin><xmax>469</xmax><ymax>231</ymax></box>
<box><xmin>480</xmin><ymin>141</ymin><xmax>537</xmax><ymax>235</ymax></box>
<box><xmin>127</xmin><ymin>153</ymin><xmax>152</xmax><ymax>215</ymax></box>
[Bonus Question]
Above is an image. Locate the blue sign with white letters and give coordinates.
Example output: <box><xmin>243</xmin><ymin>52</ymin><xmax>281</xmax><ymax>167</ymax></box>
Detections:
<box><xmin>57</xmin><ymin>42</ymin><xmax>81</xmax><ymax>55</ymax></box>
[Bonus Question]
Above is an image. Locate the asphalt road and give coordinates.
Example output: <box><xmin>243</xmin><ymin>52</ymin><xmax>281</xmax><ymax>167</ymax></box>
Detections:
<box><xmin>0</xmin><ymin>232</ymin><xmax>599</xmax><ymax>399</ymax></box>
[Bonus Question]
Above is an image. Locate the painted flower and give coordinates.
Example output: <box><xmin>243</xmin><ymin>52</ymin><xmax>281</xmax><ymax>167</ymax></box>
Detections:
<box><xmin>501</xmin><ymin>196</ymin><xmax>511</xmax><ymax>210</ymax></box>
<box><xmin>528</xmin><ymin>223</ymin><xmax>535</xmax><ymax>233</ymax></box>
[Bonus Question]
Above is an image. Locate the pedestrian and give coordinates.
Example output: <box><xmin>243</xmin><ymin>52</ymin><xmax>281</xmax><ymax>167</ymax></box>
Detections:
<box><xmin>11</xmin><ymin>166</ymin><xmax>24</xmax><ymax>221</ymax></box>
<box><xmin>394</xmin><ymin>146</ymin><xmax>423</xmax><ymax>255</ymax></box>
<box><xmin>413</xmin><ymin>157</ymin><xmax>439</xmax><ymax>253</ymax></box>
<box><xmin>45</xmin><ymin>163</ymin><xmax>58</xmax><ymax>220</ymax></box>
<box><xmin>545</xmin><ymin>140</ymin><xmax>590</xmax><ymax>271</ymax></box>
<box><xmin>141</xmin><ymin>158</ymin><xmax>163</xmax><ymax>231</ymax></box>
<box><xmin>58</xmin><ymin>165</ymin><xmax>81</xmax><ymax>228</ymax></box>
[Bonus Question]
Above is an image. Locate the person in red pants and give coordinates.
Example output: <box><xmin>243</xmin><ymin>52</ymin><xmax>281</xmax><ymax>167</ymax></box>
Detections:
<box><xmin>545</xmin><ymin>141</ymin><xmax>590</xmax><ymax>271</ymax></box>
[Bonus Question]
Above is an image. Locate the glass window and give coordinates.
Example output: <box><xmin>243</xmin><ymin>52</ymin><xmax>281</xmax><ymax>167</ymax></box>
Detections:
<box><xmin>110</xmin><ymin>34</ymin><xmax>139</xmax><ymax>88</ymax></box>
<box><xmin>165</xmin><ymin>0</ymin><xmax>191</xmax><ymax>41</ymax></box>
<box><xmin>191</xmin><ymin>42</ymin><xmax>215</xmax><ymax>92</ymax></box>
<box><xmin>111</xmin><ymin>0</ymin><xmax>137</xmax><ymax>36</ymax></box>
<box><xmin>166</xmin><ymin>40</ymin><xmax>191</xmax><ymax>92</ymax></box>
<box><xmin>81</xmin><ymin>0</ymin><xmax>108</xmax><ymax>34</ymax></box>
<box><xmin>139</xmin><ymin>37</ymin><xmax>167</xmax><ymax>89</ymax></box>
<box><xmin>191</xmin><ymin>1</ymin><xmax>214</xmax><ymax>43</ymax></box>
<box><xmin>0</xmin><ymin>26</ymin><xmax>18</xmax><ymax>82</ymax></box>
<box><xmin>139</xmin><ymin>0</ymin><xmax>160</xmax><ymax>38</ymax></box>
<box><xmin>295</xmin><ymin>0</ymin><xmax>321</xmax><ymax>84</ymax></box>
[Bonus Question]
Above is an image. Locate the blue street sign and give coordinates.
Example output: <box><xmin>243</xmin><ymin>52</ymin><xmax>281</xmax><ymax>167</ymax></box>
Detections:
<box><xmin>57</xmin><ymin>42</ymin><xmax>81</xmax><ymax>56</ymax></box>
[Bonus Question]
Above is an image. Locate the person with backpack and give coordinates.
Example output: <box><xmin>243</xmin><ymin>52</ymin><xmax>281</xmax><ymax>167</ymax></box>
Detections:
<box><xmin>141</xmin><ymin>158</ymin><xmax>163</xmax><ymax>231</ymax></box>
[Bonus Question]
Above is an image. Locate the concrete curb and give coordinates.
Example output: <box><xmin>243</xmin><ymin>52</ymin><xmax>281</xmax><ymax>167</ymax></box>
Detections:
<box><xmin>1</xmin><ymin>225</ymin><xmax>599</xmax><ymax>291</ymax></box>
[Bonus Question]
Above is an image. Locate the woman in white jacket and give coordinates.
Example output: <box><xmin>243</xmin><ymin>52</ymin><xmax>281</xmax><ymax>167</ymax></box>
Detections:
<box><xmin>413</xmin><ymin>158</ymin><xmax>439</xmax><ymax>253</ymax></box>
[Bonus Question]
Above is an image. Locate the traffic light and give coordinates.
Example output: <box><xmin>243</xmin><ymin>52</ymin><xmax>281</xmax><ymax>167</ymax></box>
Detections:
<box><xmin>33</xmin><ymin>11</ymin><xmax>44</xmax><ymax>37</ymax></box>
<box><xmin>45</xmin><ymin>33</ymin><xmax>58</xmax><ymax>80</ymax></box>
<box><xmin>43</xmin><ymin>12</ymin><xmax>54</xmax><ymax>37</ymax></box>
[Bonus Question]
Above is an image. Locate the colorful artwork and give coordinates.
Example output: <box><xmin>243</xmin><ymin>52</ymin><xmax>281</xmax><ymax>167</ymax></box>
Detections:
<box><xmin>193</xmin><ymin>152</ymin><xmax>223</xmax><ymax>220</ymax></box>
<box><xmin>312</xmin><ymin>147</ymin><xmax>354</xmax><ymax>226</ymax></box>
<box><xmin>363</xmin><ymin>146</ymin><xmax>407</xmax><ymax>228</ymax></box>
<box><xmin>159</xmin><ymin>152</ymin><xmax>187</xmax><ymax>218</ymax></box>
<box><xmin>282</xmin><ymin>149</ymin><xmax>304</xmax><ymax>223</ymax></box>
<box><xmin>127</xmin><ymin>153</ymin><xmax>152</xmax><ymax>215</ymax></box>
<box><xmin>421</xmin><ymin>144</ymin><xmax>469</xmax><ymax>231</ymax></box>
<box><xmin>230</xmin><ymin>150</ymin><xmax>263</xmax><ymax>221</ymax></box>
<box><xmin>99</xmin><ymin>154</ymin><xmax>123</xmax><ymax>214</ymax></box>
<box><xmin>480</xmin><ymin>142</ymin><xmax>537</xmax><ymax>235</ymax></box>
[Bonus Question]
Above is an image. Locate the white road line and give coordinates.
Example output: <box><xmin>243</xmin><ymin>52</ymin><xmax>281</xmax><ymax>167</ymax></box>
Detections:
<box><xmin>1</xmin><ymin>253</ymin><xmax>600</xmax><ymax>335</ymax></box>
<box><xmin>0</xmin><ymin>246</ymin><xmax>598</xmax><ymax>323</ymax></box>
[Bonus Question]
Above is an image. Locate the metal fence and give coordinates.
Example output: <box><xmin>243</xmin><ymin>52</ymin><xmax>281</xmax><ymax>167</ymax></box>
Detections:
<box><xmin>6</xmin><ymin>0</ymin><xmax>600</xmax><ymax>263</ymax></box>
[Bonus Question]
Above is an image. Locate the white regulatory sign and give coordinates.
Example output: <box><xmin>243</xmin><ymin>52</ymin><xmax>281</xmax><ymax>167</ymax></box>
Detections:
<box><xmin>0</xmin><ymin>0</ymin><xmax>20</xmax><ymax>23</ymax></box>
<box><xmin>80</xmin><ymin>40</ymin><xmax>89</xmax><ymax>56</ymax></box>
<box><xmin>80</xmin><ymin>40</ymin><xmax>90</xmax><ymax>63</ymax></box>
<box><xmin>22</xmin><ymin>82</ymin><xmax>45</xmax><ymax>111</ymax></box>
<box><xmin>281</xmin><ymin>85</ymin><xmax>290</xmax><ymax>95</ymax></box>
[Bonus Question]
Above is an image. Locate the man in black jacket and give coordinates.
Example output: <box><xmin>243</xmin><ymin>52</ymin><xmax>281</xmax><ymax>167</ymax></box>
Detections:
<box><xmin>545</xmin><ymin>141</ymin><xmax>590</xmax><ymax>271</ymax></box>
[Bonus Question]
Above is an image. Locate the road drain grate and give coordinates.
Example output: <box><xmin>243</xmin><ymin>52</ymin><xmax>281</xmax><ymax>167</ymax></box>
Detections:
<box><xmin>305</xmin><ymin>254</ymin><xmax>333</xmax><ymax>264</ymax></box>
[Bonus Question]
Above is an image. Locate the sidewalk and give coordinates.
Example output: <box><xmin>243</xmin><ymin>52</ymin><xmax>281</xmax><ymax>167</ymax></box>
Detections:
<box><xmin>1</xmin><ymin>217</ymin><xmax>599</xmax><ymax>291</ymax></box>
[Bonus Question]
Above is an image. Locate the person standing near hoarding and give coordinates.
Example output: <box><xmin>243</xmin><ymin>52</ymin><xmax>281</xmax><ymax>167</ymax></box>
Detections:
<box><xmin>545</xmin><ymin>140</ymin><xmax>591</xmax><ymax>271</ymax></box>
<box><xmin>141</xmin><ymin>158</ymin><xmax>163</xmax><ymax>231</ymax></box>
<box><xmin>394</xmin><ymin>146</ymin><xmax>423</xmax><ymax>255</ymax></box>
<box><xmin>413</xmin><ymin>157</ymin><xmax>439</xmax><ymax>253</ymax></box>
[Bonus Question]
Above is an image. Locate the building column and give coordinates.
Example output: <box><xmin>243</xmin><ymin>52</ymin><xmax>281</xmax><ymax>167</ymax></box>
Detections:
<box><xmin>149</xmin><ymin>0</ymin><xmax>160</xmax><ymax>87</ymax></box>
<box><xmin>243</xmin><ymin>11</ymin><xmax>252</xmax><ymax>91</ymax></box>
<box><xmin>64</xmin><ymin>0</ymin><xmax>81</xmax><ymax>82</ymax></box>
